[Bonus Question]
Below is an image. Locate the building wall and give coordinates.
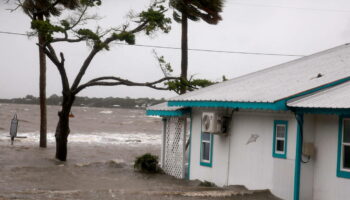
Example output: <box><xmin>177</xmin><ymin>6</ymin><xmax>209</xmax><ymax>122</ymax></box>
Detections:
<box><xmin>188</xmin><ymin>109</ymin><xmax>350</xmax><ymax>200</ymax></box>
<box><xmin>299</xmin><ymin>114</ymin><xmax>315</xmax><ymax>200</ymax></box>
<box><xmin>189</xmin><ymin>108</ymin><xmax>230</xmax><ymax>186</ymax></box>
<box><xmin>228</xmin><ymin>110</ymin><xmax>296</xmax><ymax>200</ymax></box>
<box><xmin>189</xmin><ymin>109</ymin><xmax>296</xmax><ymax>199</ymax></box>
<box><xmin>312</xmin><ymin>115</ymin><xmax>350</xmax><ymax>200</ymax></box>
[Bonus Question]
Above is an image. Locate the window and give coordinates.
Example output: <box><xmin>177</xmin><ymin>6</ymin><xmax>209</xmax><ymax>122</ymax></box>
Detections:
<box><xmin>342</xmin><ymin>119</ymin><xmax>350</xmax><ymax>170</ymax></box>
<box><xmin>337</xmin><ymin>117</ymin><xmax>350</xmax><ymax>178</ymax></box>
<box><xmin>273</xmin><ymin>120</ymin><xmax>288</xmax><ymax>159</ymax></box>
<box><xmin>200</xmin><ymin>132</ymin><xmax>213</xmax><ymax>167</ymax></box>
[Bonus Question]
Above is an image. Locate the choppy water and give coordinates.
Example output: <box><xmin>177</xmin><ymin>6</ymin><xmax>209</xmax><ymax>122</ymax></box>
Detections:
<box><xmin>0</xmin><ymin>103</ymin><xmax>162</xmax><ymax>145</ymax></box>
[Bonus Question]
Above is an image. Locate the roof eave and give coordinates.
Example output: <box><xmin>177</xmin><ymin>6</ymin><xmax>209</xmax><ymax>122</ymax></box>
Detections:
<box><xmin>168</xmin><ymin>100</ymin><xmax>288</xmax><ymax>111</ymax></box>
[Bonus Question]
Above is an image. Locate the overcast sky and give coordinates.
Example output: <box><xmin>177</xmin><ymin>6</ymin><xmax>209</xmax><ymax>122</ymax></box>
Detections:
<box><xmin>1</xmin><ymin>0</ymin><xmax>350</xmax><ymax>99</ymax></box>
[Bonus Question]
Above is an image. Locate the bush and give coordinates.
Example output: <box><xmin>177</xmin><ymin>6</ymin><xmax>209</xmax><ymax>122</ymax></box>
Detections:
<box><xmin>199</xmin><ymin>181</ymin><xmax>216</xmax><ymax>187</ymax></box>
<box><xmin>134</xmin><ymin>153</ymin><xmax>161</xmax><ymax>173</ymax></box>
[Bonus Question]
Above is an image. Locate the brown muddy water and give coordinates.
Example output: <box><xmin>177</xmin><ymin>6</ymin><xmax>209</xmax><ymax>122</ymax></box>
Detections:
<box><xmin>0</xmin><ymin>104</ymin><xmax>279</xmax><ymax>200</ymax></box>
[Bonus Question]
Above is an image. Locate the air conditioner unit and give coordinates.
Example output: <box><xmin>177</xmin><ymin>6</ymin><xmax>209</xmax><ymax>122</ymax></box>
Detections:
<box><xmin>202</xmin><ymin>112</ymin><xmax>229</xmax><ymax>134</ymax></box>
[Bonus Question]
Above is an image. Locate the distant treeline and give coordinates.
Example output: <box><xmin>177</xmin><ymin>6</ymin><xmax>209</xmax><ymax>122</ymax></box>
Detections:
<box><xmin>0</xmin><ymin>95</ymin><xmax>165</xmax><ymax>109</ymax></box>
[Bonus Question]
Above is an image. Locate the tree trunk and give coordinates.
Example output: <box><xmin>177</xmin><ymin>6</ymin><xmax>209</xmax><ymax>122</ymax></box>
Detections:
<box><xmin>55</xmin><ymin>94</ymin><xmax>75</xmax><ymax>161</ymax></box>
<box><xmin>38</xmin><ymin>14</ymin><xmax>47</xmax><ymax>148</ymax></box>
<box><xmin>180</xmin><ymin>12</ymin><xmax>188</xmax><ymax>95</ymax></box>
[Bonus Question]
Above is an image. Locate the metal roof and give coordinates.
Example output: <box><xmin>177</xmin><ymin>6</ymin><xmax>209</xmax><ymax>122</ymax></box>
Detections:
<box><xmin>147</xmin><ymin>102</ymin><xmax>184</xmax><ymax>111</ymax></box>
<box><xmin>146</xmin><ymin>102</ymin><xmax>189</xmax><ymax>116</ymax></box>
<box><xmin>170</xmin><ymin>44</ymin><xmax>350</xmax><ymax>103</ymax></box>
<box><xmin>287</xmin><ymin>81</ymin><xmax>350</xmax><ymax>109</ymax></box>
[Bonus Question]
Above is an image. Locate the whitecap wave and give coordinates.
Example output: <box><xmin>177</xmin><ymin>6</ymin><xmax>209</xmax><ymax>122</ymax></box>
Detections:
<box><xmin>0</xmin><ymin>131</ymin><xmax>161</xmax><ymax>146</ymax></box>
<box><xmin>99</xmin><ymin>110</ymin><xmax>113</xmax><ymax>114</ymax></box>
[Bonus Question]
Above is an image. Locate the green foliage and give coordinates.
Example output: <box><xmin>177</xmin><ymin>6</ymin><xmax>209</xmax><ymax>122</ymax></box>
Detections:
<box><xmin>199</xmin><ymin>180</ymin><xmax>216</xmax><ymax>187</ymax></box>
<box><xmin>153</xmin><ymin>51</ymin><xmax>219</xmax><ymax>94</ymax></box>
<box><xmin>31</xmin><ymin>20</ymin><xmax>65</xmax><ymax>41</ymax></box>
<box><xmin>22</xmin><ymin>0</ymin><xmax>89</xmax><ymax>18</ymax></box>
<box><xmin>190</xmin><ymin>78</ymin><xmax>215</xmax><ymax>89</ymax></box>
<box><xmin>170</xmin><ymin>0</ymin><xmax>224</xmax><ymax>24</ymax></box>
<box><xmin>77</xmin><ymin>29</ymin><xmax>99</xmax><ymax>40</ymax></box>
<box><xmin>165</xmin><ymin>78</ymin><xmax>216</xmax><ymax>94</ymax></box>
<box><xmin>60</xmin><ymin>20</ymin><xmax>70</xmax><ymax>30</ymax></box>
<box><xmin>80</xmin><ymin>0</ymin><xmax>101</xmax><ymax>7</ymax></box>
<box><xmin>77</xmin><ymin>29</ymin><xmax>109</xmax><ymax>50</ymax></box>
<box><xmin>113</xmin><ymin>32</ymin><xmax>135</xmax><ymax>45</ymax></box>
<box><xmin>134</xmin><ymin>153</ymin><xmax>161</xmax><ymax>173</ymax></box>
<box><xmin>138</xmin><ymin>1</ymin><xmax>171</xmax><ymax>35</ymax></box>
<box><xmin>154</xmin><ymin>51</ymin><xmax>173</xmax><ymax>77</ymax></box>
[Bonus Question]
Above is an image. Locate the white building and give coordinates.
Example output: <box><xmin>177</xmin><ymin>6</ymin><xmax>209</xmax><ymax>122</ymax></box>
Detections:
<box><xmin>146</xmin><ymin>44</ymin><xmax>350</xmax><ymax>200</ymax></box>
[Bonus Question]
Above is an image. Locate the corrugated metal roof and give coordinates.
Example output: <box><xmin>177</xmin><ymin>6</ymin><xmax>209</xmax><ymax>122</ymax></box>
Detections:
<box><xmin>170</xmin><ymin>44</ymin><xmax>350</xmax><ymax>103</ymax></box>
<box><xmin>146</xmin><ymin>102</ymin><xmax>189</xmax><ymax>116</ymax></box>
<box><xmin>147</xmin><ymin>102</ymin><xmax>184</xmax><ymax>111</ymax></box>
<box><xmin>287</xmin><ymin>81</ymin><xmax>350</xmax><ymax>109</ymax></box>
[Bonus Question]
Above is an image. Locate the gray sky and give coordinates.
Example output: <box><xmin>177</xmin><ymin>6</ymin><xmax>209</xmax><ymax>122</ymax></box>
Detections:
<box><xmin>1</xmin><ymin>0</ymin><xmax>350</xmax><ymax>99</ymax></box>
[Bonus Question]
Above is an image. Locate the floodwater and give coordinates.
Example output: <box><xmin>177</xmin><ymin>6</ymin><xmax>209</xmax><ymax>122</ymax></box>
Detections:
<box><xmin>0</xmin><ymin>104</ymin><xmax>279</xmax><ymax>200</ymax></box>
<box><xmin>0</xmin><ymin>103</ymin><xmax>163</xmax><ymax>144</ymax></box>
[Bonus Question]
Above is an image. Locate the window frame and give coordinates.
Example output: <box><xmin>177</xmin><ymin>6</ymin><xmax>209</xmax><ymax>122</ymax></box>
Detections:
<box><xmin>200</xmin><ymin>132</ymin><xmax>213</xmax><ymax>167</ymax></box>
<box><xmin>337</xmin><ymin>116</ymin><xmax>350</xmax><ymax>178</ymax></box>
<box><xmin>272</xmin><ymin>120</ymin><xmax>288</xmax><ymax>159</ymax></box>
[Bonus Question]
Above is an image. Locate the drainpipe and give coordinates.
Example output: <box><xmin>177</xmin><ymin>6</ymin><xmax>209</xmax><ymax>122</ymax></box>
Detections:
<box><xmin>294</xmin><ymin>113</ymin><xmax>303</xmax><ymax>200</ymax></box>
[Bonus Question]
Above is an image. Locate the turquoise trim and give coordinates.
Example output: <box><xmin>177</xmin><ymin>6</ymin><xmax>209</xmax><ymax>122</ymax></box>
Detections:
<box><xmin>292</xmin><ymin>108</ymin><xmax>350</xmax><ymax>115</ymax></box>
<box><xmin>272</xmin><ymin>120</ymin><xmax>288</xmax><ymax>159</ymax></box>
<box><xmin>200</xmin><ymin>117</ymin><xmax>214</xmax><ymax>167</ymax></box>
<box><xmin>285</xmin><ymin>76</ymin><xmax>350</xmax><ymax>103</ymax></box>
<box><xmin>168</xmin><ymin>101</ymin><xmax>288</xmax><ymax>111</ymax></box>
<box><xmin>293</xmin><ymin>114</ymin><xmax>303</xmax><ymax>200</ymax></box>
<box><xmin>337</xmin><ymin>116</ymin><xmax>350</xmax><ymax>179</ymax></box>
<box><xmin>146</xmin><ymin>109</ymin><xmax>189</xmax><ymax>117</ymax></box>
<box><xmin>186</xmin><ymin>112</ymin><xmax>193</xmax><ymax>180</ymax></box>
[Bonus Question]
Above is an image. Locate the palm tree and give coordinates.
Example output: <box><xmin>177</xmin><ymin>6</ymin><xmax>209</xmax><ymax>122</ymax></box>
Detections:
<box><xmin>169</xmin><ymin>0</ymin><xmax>224</xmax><ymax>94</ymax></box>
<box><xmin>21</xmin><ymin>0</ymin><xmax>80</xmax><ymax>148</ymax></box>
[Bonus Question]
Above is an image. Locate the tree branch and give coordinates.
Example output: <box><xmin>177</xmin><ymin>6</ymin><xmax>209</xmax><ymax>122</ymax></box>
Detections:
<box><xmin>42</xmin><ymin>45</ymin><xmax>70</xmax><ymax>91</ymax></box>
<box><xmin>70</xmin><ymin>47</ymin><xmax>99</xmax><ymax>91</ymax></box>
<box><xmin>73</xmin><ymin>76</ymin><xmax>179</xmax><ymax>95</ymax></box>
<box><xmin>69</xmin><ymin>6</ymin><xmax>88</xmax><ymax>30</ymax></box>
<box><xmin>46</xmin><ymin>44</ymin><xmax>59</xmax><ymax>62</ymax></box>
<box><xmin>70</xmin><ymin>17</ymin><xmax>154</xmax><ymax>91</ymax></box>
<box><xmin>51</xmin><ymin>37</ymin><xmax>87</xmax><ymax>43</ymax></box>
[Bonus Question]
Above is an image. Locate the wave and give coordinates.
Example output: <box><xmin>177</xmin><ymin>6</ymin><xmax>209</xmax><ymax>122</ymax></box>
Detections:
<box><xmin>0</xmin><ymin>131</ymin><xmax>161</xmax><ymax>146</ymax></box>
<box><xmin>99</xmin><ymin>110</ymin><xmax>113</xmax><ymax>114</ymax></box>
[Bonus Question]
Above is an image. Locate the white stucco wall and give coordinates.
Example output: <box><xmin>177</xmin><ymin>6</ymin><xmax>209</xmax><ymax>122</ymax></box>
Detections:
<box><xmin>228</xmin><ymin>110</ymin><xmax>296</xmax><ymax>200</ymax></box>
<box><xmin>299</xmin><ymin>114</ymin><xmax>315</xmax><ymax>200</ymax></box>
<box><xmin>188</xmin><ymin>109</ymin><xmax>296</xmax><ymax>200</ymax></box>
<box><xmin>189</xmin><ymin>108</ymin><xmax>230</xmax><ymax>186</ymax></box>
<box><xmin>312</xmin><ymin>115</ymin><xmax>350</xmax><ymax>200</ymax></box>
<box><xmin>187</xmin><ymin>109</ymin><xmax>350</xmax><ymax>200</ymax></box>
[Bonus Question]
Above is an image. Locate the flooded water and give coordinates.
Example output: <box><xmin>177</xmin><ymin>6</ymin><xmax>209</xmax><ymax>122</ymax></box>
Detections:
<box><xmin>0</xmin><ymin>104</ymin><xmax>279</xmax><ymax>200</ymax></box>
<box><xmin>0</xmin><ymin>103</ymin><xmax>163</xmax><ymax>146</ymax></box>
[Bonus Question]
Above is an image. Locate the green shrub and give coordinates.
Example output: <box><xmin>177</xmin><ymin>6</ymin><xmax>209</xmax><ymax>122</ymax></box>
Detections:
<box><xmin>199</xmin><ymin>181</ymin><xmax>216</xmax><ymax>187</ymax></box>
<box><xmin>134</xmin><ymin>153</ymin><xmax>161</xmax><ymax>173</ymax></box>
